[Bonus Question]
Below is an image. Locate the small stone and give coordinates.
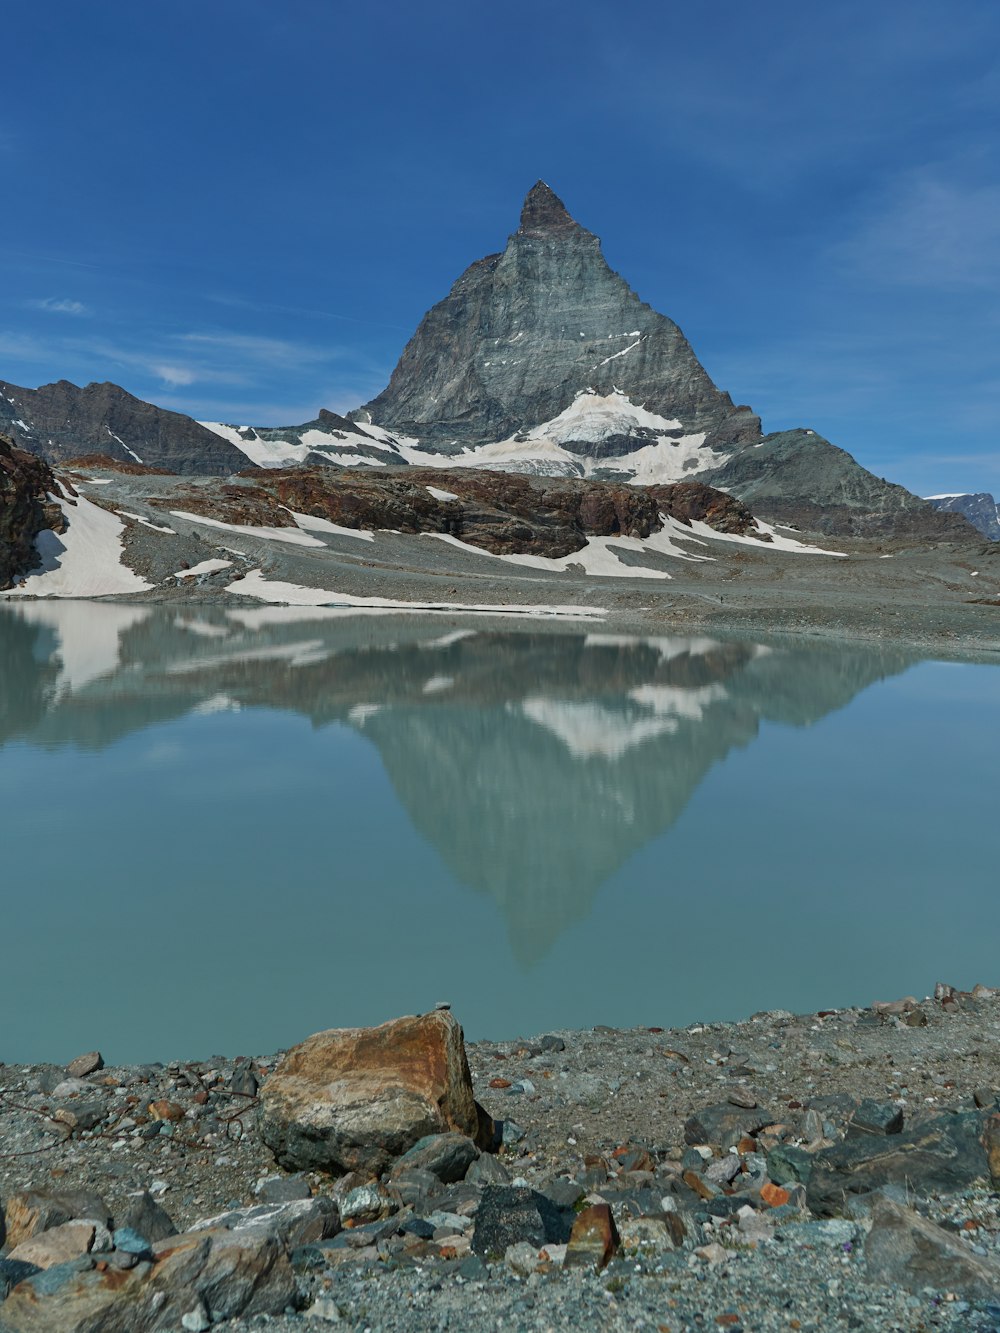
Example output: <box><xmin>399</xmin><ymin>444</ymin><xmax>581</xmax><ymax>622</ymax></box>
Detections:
<box><xmin>147</xmin><ymin>1099</ymin><xmax>185</xmax><ymax>1123</ymax></box>
<box><xmin>726</xmin><ymin>1089</ymin><xmax>757</xmax><ymax>1109</ymax></box>
<box><xmin>974</xmin><ymin>1088</ymin><xmax>998</xmax><ymax>1111</ymax></box>
<box><xmin>539</xmin><ymin>1036</ymin><xmax>565</xmax><ymax>1052</ymax></box>
<box><xmin>256</xmin><ymin>1174</ymin><xmax>313</xmax><ymax>1204</ymax></box>
<box><xmin>65</xmin><ymin>1052</ymin><xmax>104</xmax><ymax>1079</ymax></box>
<box><xmin>339</xmin><ymin>1184</ymin><xmax>394</xmax><ymax>1225</ymax></box>
<box><xmin>230</xmin><ymin>1059</ymin><xmax>259</xmax><ymax>1098</ymax></box>
<box><xmin>305</xmin><ymin>1295</ymin><xmax>343</xmax><ymax>1322</ymax></box>
<box><xmin>766</xmin><ymin>1144</ymin><xmax>813</xmax><ymax>1186</ymax></box>
<box><xmin>563</xmin><ymin>1204</ymin><xmax>619</xmax><ymax>1270</ymax></box>
<box><xmin>465</xmin><ymin>1154</ymin><xmax>512</xmax><ymax>1187</ymax></box>
<box><xmin>694</xmin><ymin>1242</ymin><xmax>729</xmax><ymax>1265</ymax></box>
<box><xmin>8</xmin><ymin>1221</ymin><xmax>96</xmax><ymax>1269</ymax></box>
<box><xmin>393</xmin><ymin>1132</ymin><xmax>479</xmax><ymax>1183</ymax></box>
<box><xmin>682</xmin><ymin>1170</ymin><xmax>718</xmax><ymax>1201</ymax></box>
<box><xmin>848</xmin><ymin>1099</ymin><xmax>904</xmax><ymax>1136</ymax></box>
<box><xmin>505</xmin><ymin>1240</ymin><xmax>542</xmax><ymax>1275</ymax></box>
<box><xmin>759</xmin><ymin>1183</ymin><xmax>790</xmax><ymax>1208</ymax></box>
<box><xmin>113</xmin><ymin>1227</ymin><xmax>154</xmax><ymax>1258</ymax></box>
<box><xmin>181</xmin><ymin>1299</ymin><xmax>211</xmax><ymax>1332</ymax></box>
<box><xmin>115</xmin><ymin>1191</ymin><xmax>177</xmax><ymax>1243</ymax></box>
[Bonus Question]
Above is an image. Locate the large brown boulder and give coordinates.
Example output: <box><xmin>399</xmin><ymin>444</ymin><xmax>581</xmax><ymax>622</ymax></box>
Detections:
<box><xmin>259</xmin><ymin>1011</ymin><xmax>481</xmax><ymax>1176</ymax></box>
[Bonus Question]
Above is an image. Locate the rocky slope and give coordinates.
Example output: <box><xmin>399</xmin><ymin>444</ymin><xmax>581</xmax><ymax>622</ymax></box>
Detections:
<box><xmin>0</xmin><ymin>434</ymin><xmax>63</xmax><ymax>589</ymax></box>
<box><xmin>928</xmin><ymin>492</ymin><xmax>1000</xmax><ymax>541</ymax></box>
<box><xmin>0</xmin><ymin>379</ymin><xmax>246</xmax><ymax>476</ymax></box>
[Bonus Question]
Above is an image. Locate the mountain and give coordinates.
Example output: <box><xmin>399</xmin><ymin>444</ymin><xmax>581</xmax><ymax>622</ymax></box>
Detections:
<box><xmin>0</xmin><ymin>378</ymin><xmax>246</xmax><ymax>475</ymax></box>
<box><xmin>927</xmin><ymin>492</ymin><xmax>1000</xmax><ymax>541</ymax></box>
<box><xmin>343</xmin><ymin>182</ymin><xmax>963</xmax><ymax>539</ymax></box>
<box><xmin>356</xmin><ymin>181</ymin><xmax>761</xmax><ymax>458</ymax></box>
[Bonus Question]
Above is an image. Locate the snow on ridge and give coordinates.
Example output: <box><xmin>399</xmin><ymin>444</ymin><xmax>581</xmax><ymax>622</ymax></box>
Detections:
<box><xmin>200</xmin><ymin>420</ymin><xmax>410</xmax><ymax>470</ymax></box>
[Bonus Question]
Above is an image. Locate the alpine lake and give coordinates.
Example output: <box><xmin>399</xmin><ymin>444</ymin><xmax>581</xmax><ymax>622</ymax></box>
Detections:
<box><xmin>1</xmin><ymin>601</ymin><xmax>997</xmax><ymax>1065</ymax></box>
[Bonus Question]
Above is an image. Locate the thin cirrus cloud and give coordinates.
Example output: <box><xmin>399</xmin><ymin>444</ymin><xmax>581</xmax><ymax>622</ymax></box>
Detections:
<box><xmin>28</xmin><ymin>297</ymin><xmax>89</xmax><ymax>315</ymax></box>
<box><xmin>832</xmin><ymin>167</ymin><xmax>1000</xmax><ymax>291</ymax></box>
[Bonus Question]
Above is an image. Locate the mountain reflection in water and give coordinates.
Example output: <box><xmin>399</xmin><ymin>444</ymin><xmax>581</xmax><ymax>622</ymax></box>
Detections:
<box><xmin>0</xmin><ymin>603</ymin><xmax>917</xmax><ymax>969</ymax></box>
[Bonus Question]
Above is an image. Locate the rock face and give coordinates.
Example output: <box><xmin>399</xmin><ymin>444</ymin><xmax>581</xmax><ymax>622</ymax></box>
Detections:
<box><xmin>700</xmin><ymin>430</ymin><xmax>974</xmax><ymax>540</ymax></box>
<box><xmin>356</xmin><ymin>181</ymin><xmax>759</xmax><ymax>458</ymax></box>
<box><xmin>0</xmin><ymin>434</ymin><xmax>63</xmax><ymax>589</ymax></box>
<box><xmin>927</xmin><ymin>491</ymin><xmax>1000</xmax><ymax>541</ymax></box>
<box><xmin>155</xmin><ymin>465</ymin><xmax>760</xmax><ymax>562</ymax></box>
<box><xmin>0</xmin><ymin>379</ymin><xmax>246</xmax><ymax>476</ymax></box>
<box><xmin>258</xmin><ymin>1011</ymin><xmax>481</xmax><ymax>1175</ymax></box>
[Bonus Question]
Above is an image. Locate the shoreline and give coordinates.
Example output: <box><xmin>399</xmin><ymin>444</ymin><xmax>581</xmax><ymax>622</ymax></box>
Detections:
<box><xmin>4</xmin><ymin>983</ymin><xmax>1000</xmax><ymax>1329</ymax></box>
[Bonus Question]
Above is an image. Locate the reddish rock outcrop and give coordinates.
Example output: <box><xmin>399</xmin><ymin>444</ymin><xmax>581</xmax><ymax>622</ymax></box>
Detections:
<box><xmin>179</xmin><ymin>464</ymin><xmax>763</xmax><ymax>560</ymax></box>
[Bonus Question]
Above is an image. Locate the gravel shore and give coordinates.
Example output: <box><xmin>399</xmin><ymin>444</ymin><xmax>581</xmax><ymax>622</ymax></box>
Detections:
<box><xmin>4</xmin><ymin>983</ymin><xmax>1000</xmax><ymax>1330</ymax></box>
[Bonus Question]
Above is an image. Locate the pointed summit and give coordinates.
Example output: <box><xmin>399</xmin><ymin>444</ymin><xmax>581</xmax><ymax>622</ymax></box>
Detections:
<box><xmin>518</xmin><ymin>180</ymin><xmax>578</xmax><ymax>234</ymax></box>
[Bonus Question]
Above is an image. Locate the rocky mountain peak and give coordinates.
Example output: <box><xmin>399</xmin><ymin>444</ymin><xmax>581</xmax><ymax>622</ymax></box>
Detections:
<box><xmin>518</xmin><ymin>180</ymin><xmax>579</xmax><ymax>235</ymax></box>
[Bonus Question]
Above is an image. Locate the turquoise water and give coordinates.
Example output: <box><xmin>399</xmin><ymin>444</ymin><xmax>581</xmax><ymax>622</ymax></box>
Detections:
<box><xmin>1</xmin><ymin>602</ymin><xmax>997</xmax><ymax>1063</ymax></box>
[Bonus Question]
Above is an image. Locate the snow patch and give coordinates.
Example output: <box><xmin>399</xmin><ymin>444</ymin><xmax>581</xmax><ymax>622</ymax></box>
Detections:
<box><xmin>426</xmin><ymin>486</ymin><xmax>460</xmax><ymax>503</ymax></box>
<box><xmin>225</xmin><ymin>568</ymin><xmax>603</xmax><ymax>619</ymax></box>
<box><xmin>2</xmin><ymin>490</ymin><xmax>154</xmax><ymax>598</ymax></box>
<box><xmin>169</xmin><ymin>511</ymin><xmax>326</xmax><ymax>547</ymax></box>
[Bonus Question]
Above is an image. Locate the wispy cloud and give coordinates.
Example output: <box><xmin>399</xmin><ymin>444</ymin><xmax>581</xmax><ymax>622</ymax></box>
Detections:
<box><xmin>28</xmin><ymin>297</ymin><xmax>89</xmax><ymax>315</ymax></box>
<box><xmin>177</xmin><ymin>331</ymin><xmax>344</xmax><ymax>368</ymax></box>
<box><xmin>833</xmin><ymin>165</ymin><xmax>1000</xmax><ymax>291</ymax></box>
<box><xmin>150</xmin><ymin>363</ymin><xmax>198</xmax><ymax>388</ymax></box>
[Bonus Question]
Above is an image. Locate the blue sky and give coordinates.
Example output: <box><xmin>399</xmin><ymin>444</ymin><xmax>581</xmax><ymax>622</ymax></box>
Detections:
<box><xmin>3</xmin><ymin>0</ymin><xmax>998</xmax><ymax>496</ymax></box>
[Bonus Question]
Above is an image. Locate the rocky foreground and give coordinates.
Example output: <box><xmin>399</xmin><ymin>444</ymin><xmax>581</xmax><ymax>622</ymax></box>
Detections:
<box><xmin>3</xmin><ymin>990</ymin><xmax>1000</xmax><ymax>1331</ymax></box>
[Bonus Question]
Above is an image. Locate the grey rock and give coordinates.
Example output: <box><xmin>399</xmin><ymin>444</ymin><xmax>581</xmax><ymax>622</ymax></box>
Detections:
<box><xmin>775</xmin><ymin>1218</ymin><xmax>858</xmax><ymax>1246</ymax></box>
<box><xmin>538</xmin><ymin>1036</ymin><xmax>565</xmax><ymax>1052</ymax></box>
<box><xmin>471</xmin><ymin>1186</ymin><xmax>573</xmax><ymax>1258</ymax></box>
<box><xmin>865</xmin><ymin>1196</ymin><xmax>1000</xmax><ymax>1298</ymax></box>
<box><xmin>388</xmin><ymin>1168</ymin><xmax>440</xmax><ymax>1211</ymax></box>
<box><xmin>807</xmin><ymin>1112</ymin><xmax>991</xmax><ymax>1216</ymax></box>
<box><xmin>539</xmin><ymin>1177</ymin><xmax>585</xmax><ymax>1210</ymax></box>
<box><xmin>190</xmin><ymin>1197</ymin><xmax>339</xmax><ymax>1249</ymax></box>
<box><xmin>64</xmin><ymin>1052</ymin><xmax>103</xmax><ymax>1079</ymax></box>
<box><xmin>0</xmin><ymin>1258</ymin><xmax>42</xmax><ymax>1297</ymax></box>
<box><xmin>683</xmin><ymin>1103</ymin><xmax>775</xmax><ymax>1149</ymax></box>
<box><xmin>765</xmin><ymin>1144</ymin><xmax>814</xmax><ymax>1186</ymax></box>
<box><xmin>256</xmin><ymin>1175</ymin><xmax>312</xmax><ymax>1204</ymax></box>
<box><xmin>465</xmin><ymin>1155</ymin><xmax>512</xmax><ymax>1187</ymax></box>
<box><xmin>112</xmin><ymin>1228</ymin><xmax>154</xmax><ymax>1258</ymax></box>
<box><xmin>392</xmin><ymin>1132</ymin><xmax>479</xmax><ymax>1183</ymax></box>
<box><xmin>848</xmin><ymin>1099</ymin><xmax>904</xmax><ymax>1137</ymax></box>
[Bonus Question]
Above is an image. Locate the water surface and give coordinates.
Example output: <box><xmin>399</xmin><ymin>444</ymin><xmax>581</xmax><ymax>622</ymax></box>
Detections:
<box><xmin>1</xmin><ymin>602</ymin><xmax>996</xmax><ymax>1062</ymax></box>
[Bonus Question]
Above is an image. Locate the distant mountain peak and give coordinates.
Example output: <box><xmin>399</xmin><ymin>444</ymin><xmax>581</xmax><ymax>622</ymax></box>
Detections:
<box><xmin>518</xmin><ymin>180</ymin><xmax>578</xmax><ymax>234</ymax></box>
